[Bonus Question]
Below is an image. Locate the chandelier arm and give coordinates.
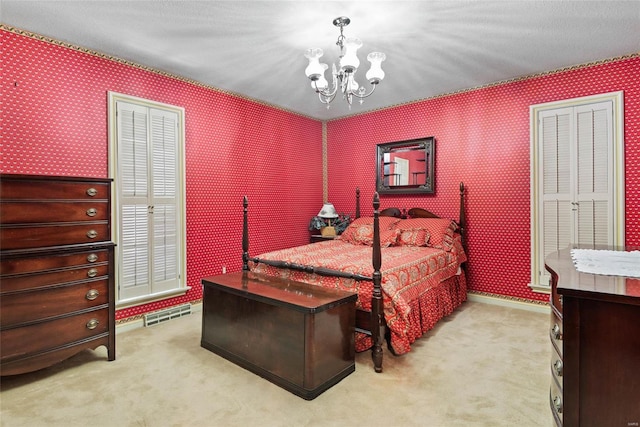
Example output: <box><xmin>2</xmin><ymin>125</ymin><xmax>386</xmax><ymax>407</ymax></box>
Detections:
<box><xmin>349</xmin><ymin>83</ymin><xmax>378</xmax><ymax>99</ymax></box>
<box><xmin>312</xmin><ymin>79</ymin><xmax>339</xmax><ymax>98</ymax></box>
<box><xmin>318</xmin><ymin>90</ymin><xmax>339</xmax><ymax>104</ymax></box>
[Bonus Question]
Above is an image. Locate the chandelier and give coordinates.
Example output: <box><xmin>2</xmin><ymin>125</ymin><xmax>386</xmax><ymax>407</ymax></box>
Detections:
<box><xmin>304</xmin><ymin>16</ymin><xmax>386</xmax><ymax>108</ymax></box>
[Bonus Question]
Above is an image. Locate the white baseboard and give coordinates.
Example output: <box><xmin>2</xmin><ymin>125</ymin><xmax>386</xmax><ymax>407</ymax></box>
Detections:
<box><xmin>116</xmin><ymin>302</ymin><xmax>202</xmax><ymax>334</ymax></box>
<box><xmin>116</xmin><ymin>317</ymin><xmax>145</xmax><ymax>334</ymax></box>
<box><xmin>467</xmin><ymin>293</ymin><xmax>550</xmax><ymax>314</ymax></box>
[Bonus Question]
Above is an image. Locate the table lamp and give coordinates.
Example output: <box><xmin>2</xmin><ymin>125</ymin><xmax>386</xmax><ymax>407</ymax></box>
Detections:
<box><xmin>318</xmin><ymin>203</ymin><xmax>339</xmax><ymax>237</ymax></box>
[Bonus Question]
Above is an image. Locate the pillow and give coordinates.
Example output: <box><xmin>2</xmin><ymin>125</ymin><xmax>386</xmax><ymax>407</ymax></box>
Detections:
<box><xmin>396</xmin><ymin>228</ymin><xmax>430</xmax><ymax>246</ymax></box>
<box><xmin>339</xmin><ymin>216</ymin><xmax>400</xmax><ymax>242</ymax></box>
<box><xmin>340</xmin><ymin>223</ymin><xmax>400</xmax><ymax>247</ymax></box>
<box><xmin>394</xmin><ymin>218</ymin><xmax>458</xmax><ymax>250</ymax></box>
<box><xmin>348</xmin><ymin>216</ymin><xmax>401</xmax><ymax>229</ymax></box>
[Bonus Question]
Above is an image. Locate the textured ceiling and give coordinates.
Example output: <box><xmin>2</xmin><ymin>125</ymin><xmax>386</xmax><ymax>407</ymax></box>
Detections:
<box><xmin>2</xmin><ymin>1</ymin><xmax>639</xmax><ymax>120</ymax></box>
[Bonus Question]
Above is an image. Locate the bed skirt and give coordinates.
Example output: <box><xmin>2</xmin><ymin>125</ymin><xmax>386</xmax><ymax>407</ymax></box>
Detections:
<box><xmin>355</xmin><ymin>270</ymin><xmax>467</xmax><ymax>354</ymax></box>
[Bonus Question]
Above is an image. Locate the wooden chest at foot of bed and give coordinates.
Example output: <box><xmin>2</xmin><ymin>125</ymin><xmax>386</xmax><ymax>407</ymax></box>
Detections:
<box><xmin>201</xmin><ymin>271</ymin><xmax>357</xmax><ymax>400</ymax></box>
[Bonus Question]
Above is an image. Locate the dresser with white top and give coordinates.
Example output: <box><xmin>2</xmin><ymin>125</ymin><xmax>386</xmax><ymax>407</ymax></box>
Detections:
<box><xmin>545</xmin><ymin>247</ymin><xmax>640</xmax><ymax>427</ymax></box>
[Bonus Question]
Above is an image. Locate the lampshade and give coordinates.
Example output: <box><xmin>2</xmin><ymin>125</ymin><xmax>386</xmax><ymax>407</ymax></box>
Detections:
<box><xmin>313</xmin><ymin>63</ymin><xmax>329</xmax><ymax>90</ymax></box>
<box><xmin>347</xmin><ymin>73</ymin><xmax>359</xmax><ymax>92</ymax></box>
<box><xmin>366</xmin><ymin>52</ymin><xmax>386</xmax><ymax>83</ymax></box>
<box><xmin>317</xmin><ymin>203</ymin><xmax>338</xmax><ymax>219</ymax></box>
<box><xmin>339</xmin><ymin>37</ymin><xmax>362</xmax><ymax>72</ymax></box>
<box><xmin>304</xmin><ymin>48</ymin><xmax>326</xmax><ymax>80</ymax></box>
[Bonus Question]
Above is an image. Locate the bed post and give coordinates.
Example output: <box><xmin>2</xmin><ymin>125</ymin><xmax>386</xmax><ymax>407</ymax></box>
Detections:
<box><xmin>458</xmin><ymin>182</ymin><xmax>466</xmax><ymax>249</ymax></box>
<box><xmin>242</xmin><ymin>196</ymin><xmax>250</xmax><ymax>271</ymax></box>
<box><xmin>371</xmin><ymin>192</ymin><xmax>383</xmax><ymax>373</ymax></box>
<box><xmin>355</xmin><ymin>187</ymin><xmax>360</xmax><ymax>219</ymax></box>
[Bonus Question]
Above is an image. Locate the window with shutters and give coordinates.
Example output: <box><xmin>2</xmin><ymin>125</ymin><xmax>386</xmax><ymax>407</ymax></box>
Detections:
<box><xmin>530</xmin><ymin>92</ymin><xmax>624</xmax><ymax>292</ymax></box>
<box><xmin>108</xmin><ymin>92</ymin><xmax>187</xmax><ymax>305</ymax></box>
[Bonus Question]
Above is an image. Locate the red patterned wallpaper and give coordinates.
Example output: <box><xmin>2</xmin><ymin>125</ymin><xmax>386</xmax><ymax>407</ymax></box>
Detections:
<box><xmin>0</xmin><ymin>29</ymin><xmax>323</xmax><ymax>320</ymax></box>
<box><xmin>2</xmin><ymin>27</ymin><xmax>638</xmax><ymax>315</ymax></box>
<box><xmin>327</xmin><ymin>56</ymin><xmax>640</xmax><ymax>302</ymax></box>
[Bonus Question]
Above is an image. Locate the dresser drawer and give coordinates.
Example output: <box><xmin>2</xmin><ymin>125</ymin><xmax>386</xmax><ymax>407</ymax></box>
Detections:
<box><xmin>550</xmin><ymin>344</ymin><xmax>563</xmax><ymax>388</ymax></box>
<box><xmin>1</xmin><ymin>308</ymin><xmax>109</xmax><ymax>361</ymax></box>
<box><xmin>0</xmin><ymin>179</ymin><xmax>109</xmax><ymax>200</ymax></box>
<box><xmin>0</xmin><ymin>263</ymin><xmax>110</xmax><ymax>293</ymax></box>
<box><xmin>550</xmin><ymin>378</ymin><xmax>563</xmax><ymax>424</ymax></box>
<box><xmin>550</xmin><ymin>311</ymin><xmax>563</xmax><ymax>356</ymax></box>
<box><xmin>0</xmin><ymin>201</ymin><xmax>109</xmax><ymax>223</ymax></box>
<box><xmin>0</xmin><ymin>222</ymin><xmax>110</xmax><ymax>250</ymax></box>
<box><xmin>1</xmin><ymin>279</ymin><xmax>109</xmax><ymax>326</ymax></box>
<box><xmin>551</xmin><ymin>287</ymin><xmax>563</xmax><ymax>314</ymax></box>
<box><xmin>0</xmin><ymin>248</ymin><xmax>110</xmax><ymax>276</ymax></box>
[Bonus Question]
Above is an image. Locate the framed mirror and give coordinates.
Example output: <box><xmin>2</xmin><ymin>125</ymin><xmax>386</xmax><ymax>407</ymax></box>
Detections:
<box><xmin>376</xmin><ymin>137</ymin><xmax>435</xmax><ymax>194</ymax></box>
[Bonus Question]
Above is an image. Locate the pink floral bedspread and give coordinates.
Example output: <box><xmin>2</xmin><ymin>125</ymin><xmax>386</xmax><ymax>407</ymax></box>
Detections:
<box><xmin>250</xmin><ymin>238</ymin><xmax>467</xmax><ymax>355</ymax></box>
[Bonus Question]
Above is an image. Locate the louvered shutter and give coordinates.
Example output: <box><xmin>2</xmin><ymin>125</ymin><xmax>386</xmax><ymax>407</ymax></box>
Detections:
<box><xmin>150</xmin><ymin>108</ymin><xmax>179</xmax><ymax>292</ymax></box>
<box><xmin>116</xmin><ymin>101</ymin><xmax>181</xmax><ymax>301</ymax></box>
<box><xmin>541</xmin><ymin>110</ymin><xmax>573</xmax><ymax>257</ymax></box>
<box><xmin>118</xmin><ymin>102</ymin><xmax>151</xmax><ymax>300</ymax></box>
<box><xmin>575</xmin><ymin>104</ymin><xmax>613</xmax><ymax>247</ymax></box>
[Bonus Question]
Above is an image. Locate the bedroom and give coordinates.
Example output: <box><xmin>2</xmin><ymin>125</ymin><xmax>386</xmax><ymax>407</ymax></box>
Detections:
<box><xmin>1</xmin><ymin>1</ymin><xmax>639</xmax><ymax>425</ymax></box>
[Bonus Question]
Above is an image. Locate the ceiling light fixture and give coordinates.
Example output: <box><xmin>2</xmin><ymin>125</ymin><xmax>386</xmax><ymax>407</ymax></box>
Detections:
<box><xmin>304</xmin><ymin>16</ymin><xmax>386</xmax><ymax>109</ymax></box>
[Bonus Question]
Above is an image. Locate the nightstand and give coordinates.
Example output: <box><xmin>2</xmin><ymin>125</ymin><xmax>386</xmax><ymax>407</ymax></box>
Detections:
<box><xmin>310</xmin><ymin>235</ymin><xmax>338</xmax><ymax>243</ymax></box>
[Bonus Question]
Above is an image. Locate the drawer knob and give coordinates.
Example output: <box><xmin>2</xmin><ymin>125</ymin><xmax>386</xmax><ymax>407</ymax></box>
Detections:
<box><xmin>86</xmin><ymin>289</ymin><xmax>100</xmax><ymax>300</ymax></box>
<box><xmin>86</xmin><ymin>188</ymin><xmax>98</xmax><ymax>197</ymax></box>
<box><xmin>551</xmin><ymin>323</ymin><xmax>562</xmax><ymax>340</ymax></box>
<box><xmin>86</xmin><ymin>208</ymin><xmax>97</xmax><ymax>217</ymax></box>
<box><xmin>86</xmin><ymin>318</ymin><xmax>100</xmax><ymax>330</ymax></box>
<box><xmin>553</xmin><ymin>395</ymin><xmax>562</xmax><ymax>413</ymax></box>
<box><xmin>87</xmin><ymin>268</ymin><xmax>98</xmax><ymax>278</ymax></box>
<box><xmin>87</xmin><ymin>230</ymin><xmax>98</xmax><ymax>239</ymax></box>
<box><xmin>87</xmin><ymin>253</ymin><xmax>98</xmax><ymax>263</ymax></box>
<box><xmin>553</xmin><ymin>359</ymin><xmax>563</xmax><ymax>376</ymax></box>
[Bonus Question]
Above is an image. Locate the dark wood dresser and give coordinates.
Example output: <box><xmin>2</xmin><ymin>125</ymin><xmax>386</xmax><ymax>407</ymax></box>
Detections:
<box><xmin>0</xmin><ymin>174</ymin><xmax>116</xmax><ymax>376</ymax></box>
<box><xmin>545</xmin><ymin>248</ymin><xmax>640</xmax><ymax>427</ymax></box>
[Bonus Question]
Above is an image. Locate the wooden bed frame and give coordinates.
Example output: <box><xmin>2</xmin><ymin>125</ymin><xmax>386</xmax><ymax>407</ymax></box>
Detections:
<box><xmin>242</xmin><ymin>183</ymin><xmax>466</xmax><ymax>372</ymax></box>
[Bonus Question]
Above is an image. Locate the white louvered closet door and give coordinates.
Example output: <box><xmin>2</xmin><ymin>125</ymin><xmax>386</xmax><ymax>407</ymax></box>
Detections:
<box><xmin>574</xmin><ymin>104</ymin><xmax>612</xmax><ymax>246</ymax></box>
<box><xmin>116</xmin><ymin>101</ymin><xmax>181</xmax><ymax>301</ymax></box>
<box><xmin>537</xmin><ymin>100</ymin><xmax>615</xmax><ymax>286</ymax></box>
<box><xmin>541</xmin><ymin>109</ymin><xmax>573</xmax><ymax>257</ymax></box>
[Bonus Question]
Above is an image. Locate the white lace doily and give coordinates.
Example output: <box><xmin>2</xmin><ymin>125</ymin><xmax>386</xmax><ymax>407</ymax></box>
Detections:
<box><xmin>571</xmin><ymin>249</ymin><xmax>640</xmax><ymax>278</ymax></box>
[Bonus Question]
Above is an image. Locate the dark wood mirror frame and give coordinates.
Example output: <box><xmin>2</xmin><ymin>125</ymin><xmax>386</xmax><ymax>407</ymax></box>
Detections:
<box><xmin>376</xmin><ymin>137</ymin><xmax>435</xmax><ymax>194</ymax></box>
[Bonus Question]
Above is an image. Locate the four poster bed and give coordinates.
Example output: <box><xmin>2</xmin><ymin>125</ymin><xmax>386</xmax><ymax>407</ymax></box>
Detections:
<box><xmin>242</xmin><ymin>183</ymin><xmax>467</xmax><ymax>373</ymax></box>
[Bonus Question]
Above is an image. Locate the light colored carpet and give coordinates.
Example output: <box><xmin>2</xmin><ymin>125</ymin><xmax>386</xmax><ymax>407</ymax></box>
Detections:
<box><xmin>0</xmin><ymin>301</ymin><xmax>552</xmax><ymax>427</ymax></box>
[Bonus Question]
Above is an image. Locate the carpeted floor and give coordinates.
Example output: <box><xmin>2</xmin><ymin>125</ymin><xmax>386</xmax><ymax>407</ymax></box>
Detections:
<box><xmin>0</xmin><ymin>301</ymin><xmax>552</xmax><ymax>427</ymax></box>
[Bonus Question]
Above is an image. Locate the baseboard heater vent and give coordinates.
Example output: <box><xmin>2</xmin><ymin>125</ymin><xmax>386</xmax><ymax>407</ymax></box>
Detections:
<box><xmin>144</xmin><ymin>304</ymin><xmax>192</xmax><ymax>327</ymax></box>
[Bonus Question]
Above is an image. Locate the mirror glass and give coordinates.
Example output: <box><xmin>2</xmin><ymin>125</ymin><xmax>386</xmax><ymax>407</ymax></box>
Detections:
<box><xmin>376</xmin><ymin>137</ymin><xmax>435</xmax><ymax>194</ymax></box>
